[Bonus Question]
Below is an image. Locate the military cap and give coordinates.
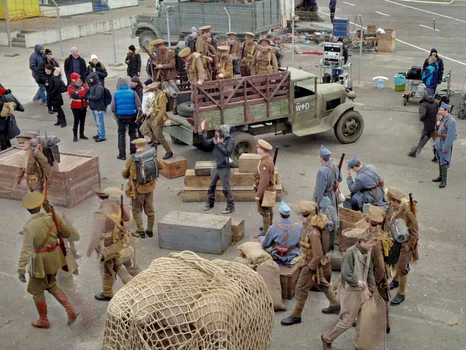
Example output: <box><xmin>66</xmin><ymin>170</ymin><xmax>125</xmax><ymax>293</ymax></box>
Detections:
<box><xmin>387</xmin><ymin>186</ymin><xmax>405</xmax><ymax>201</ymax></box>
<box><xmin>298</xmin><ymin>201</ymin><xmax>318</xmax><ymax>214</ymax></box>
<box><xmin>178</xmin><ymin>47</ymin><xmax>191</xmax><ymax>58</ymax></box>
<box><xmin>104</xmin><ymin>187</ymin><xmax>124</xmax><ymax>198</ymax></box>
<box><xmin>259</xmin><ymin>38</ymin><xmax>271</xmax><ymax>45</ymax></box>
<box><xmin>257</xmin><ymin>139</ymin><xmax>273</xmax><ymax>151</ymax></box>
<box><xmin>245</xmin><ymin>32</ymin><xmax>255</xmax><ymax>37</ymax></box>
<box><xmin>199</xmin><ymin>25</ymin><xmax>212</xmax><ymax>32</ymax></box>
<box><xmin>146</xmin><ymin>81</ymin><xmax>161</xmax><ymax>90</ymax></box>
<box><xmin>150</xmin><ymin>39</ymin><xmax>164</xmax><ymax>46</ymax></box>
<box><xmin>16</xmin><ymin>131</ymin><xmax>38</xmax><ymax>140</ymax></box>
<box><xmin>344</xmin><ymin>227</ymin><xmax>373</xmax><ymax>241</ymax></box>
<box><xmin>22</xmin><ymin>192</ymin><xmax>44</xmax><ymax>209</ymax></box>
<box><xmin>217</xmin><ymin>46</ymin><xmax>229</xmax><ymax>52</ymax></box>
<box><xmin>131</xmin><ymin>138</ymin><xmax>148</xmax><ymax>146</ymax></box>
<box><xmin>279</xmin><ymin>201</ymin><xmax>291</xmax><ymax>216</ymax></box>
<box><xmin>226</xmin><ymin>32</ymin><xmax>237</xmax><ymax>36</ymax></box>
<box><xmin>440</xmin><ymin>102</ymin><xmax>452</xmax><ymax>111</ymax></box>
<box><xmin>366</xmin><ymin>205</ymin><xmax>385</xmax><ymax>224</ymax></box>
<box><xmin>346</xmin><ymin>156</ymin><xmax>359</xmax><ymax>168</ymax></box>
<box><xmin>319</xmin><ymin>144</ymin><xmax>331</xmax><ymax>160</ymax></box>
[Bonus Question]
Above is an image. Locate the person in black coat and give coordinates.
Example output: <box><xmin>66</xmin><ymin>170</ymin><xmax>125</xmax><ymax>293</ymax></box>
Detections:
<box><xmin>408</xmin><ymin>95</ymin><xmax>439</xmax><ymax>158</ymax></box>
<box><xmin>85</xmin><ymin>54</ymin><xmax>108</xmax><ymax>86</ymax></box>
<box><xmin>423</xmin><ymin>48</ymin><xmax>444</xmax><ymax>82</ymax></box>
<box><xmin>45</xmin><ymin>66</ymin><xmax>67</xmax><ymax>128</ymax></box>
<box><xmin>37</xmin><ymin>49</ymin><xmax>60</xmax><ymax>113</ymax></box>
<box><xmin>0</xmin><ymin>85</ymin><xmax>24</xmax><ymax>150</ymax></box>
<box><xmin>125</xmin><ymin>45</ymin><xmax>141</xmax><ymax>78</ymax></box>
<box><xmin>64</xmin><ymin>46</ymin><xmax>87</xmax><ymax>86</ymax></box>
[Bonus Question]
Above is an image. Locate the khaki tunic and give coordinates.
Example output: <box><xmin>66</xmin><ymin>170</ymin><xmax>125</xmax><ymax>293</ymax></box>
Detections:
<box><xmin>254</xmin><ymin>154</ymin><xmax>275</xmax><ymax>229</ymax></box>
<box><xmin>228</xmin><ymin>41</ymin><xmax>239</xmax><ymax>55</ymax></box>
<box><xmin>216</xmin><ymin>55</ymin><xmax>233</xmax><ymax>80</ymax></box>
<box><xmin>186</xmin><ymin>53</ymin><xmax>206</xmax><ymax>85</ymax></box>
<box><xmin>155</xmin><ymin>48</ymin><xmax>177</xmax><ymax>82</ymax></box>
<box><xmin>252</xmin><ymin>49</ymin><xmax>278</xmax><ymax>76</ymax></box>
<box><xmin>239</xmin><ymin>40</ymin><xmax>258</xmax><ymax>67</ymax></box>
<box><xmin>16</xmin><ymin>147</ymin><xmax>53</xmax><ymax>192</ymax></box>
<box><xmin>195</xmin><ymin>36</ymin><xmax>213</xmax><ymax>81</ymax></box>
<box><xmin>141</xmin><ymin>91</ymin><xmax>172</xmax><ymax>153</ymax></box>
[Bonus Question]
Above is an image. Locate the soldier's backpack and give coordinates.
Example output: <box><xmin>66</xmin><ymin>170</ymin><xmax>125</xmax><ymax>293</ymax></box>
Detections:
<box><xmin>185</xmin><ymin>34</ymin><xmax>197</xmax><ymax>53</ymax></box>
<box><xmin>131</xmin><ymin>148</ymin><xmax>159</xmax><ymax>184</ymax></box>
<box><xmin>37</xmin><ymin>135</ymin><xmax>61</xmax><ymax>166</ymax></box>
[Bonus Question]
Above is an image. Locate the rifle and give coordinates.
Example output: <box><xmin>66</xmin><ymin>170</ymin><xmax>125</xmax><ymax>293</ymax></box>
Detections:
<box><xmin>332</xmin><ymin>153</ymin><xmax>345</xmax><ymax>191</ymax></box>
<box><xmin>408</xmin><ymin>193</ymin><xmax>420</xmax><ymax>262</ymax></box>
<box><xmin>337</xmin><ymin>153</ymin><xmax>346</xmax><ymax>172</ymax></box>
<box><xmin>273</xmin><ymin>146</ymin><xmax>279</xmax><ymax>165</ymax></box>
<box><xmin>377</xmin><ymin>205</ymin><xmax>391</xmax><ymax>302</ymax></box>
<box><xmin>120</xmin><ymin>184</ymin><xmax>124</xmax><ymax>226</ymax></box>
<box><xmin>141</xmin><ymin>45</ymin><xmax>165</xmax><ymax>80</ymax></box>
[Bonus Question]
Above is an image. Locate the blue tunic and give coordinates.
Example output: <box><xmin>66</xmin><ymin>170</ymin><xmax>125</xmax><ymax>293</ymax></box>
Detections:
<box><xmin>259</xmin><ymin>218</ymin><xmax>302</xmax><ymax>264</ymax></box>
<box><xmin>345</xmin><ymin>164</ymin><xmax>387</xmax><ymax>210</ymax></box>
<box><xmin>434</xmin><ymin>114</ymin><xmax>456</xmax><ymax>167</ymax></box>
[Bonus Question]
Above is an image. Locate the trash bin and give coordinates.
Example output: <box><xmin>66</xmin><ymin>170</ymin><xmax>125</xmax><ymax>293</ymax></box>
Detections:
<box><xmin>394</xmin><ymin>73</ymin><xmax>406</xmax><ymax>91</ymax></box>
<box><xmin>377</xmin><ymin>79</ymin><xmax>385</xmax><ymax>90</ymax></box>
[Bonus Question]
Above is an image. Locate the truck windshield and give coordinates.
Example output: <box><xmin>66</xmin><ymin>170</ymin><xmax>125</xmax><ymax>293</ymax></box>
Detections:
<box><xmin>295</xmin><ymin>80</ymin><xmax>315</xmax><ymax>99</ymax></box>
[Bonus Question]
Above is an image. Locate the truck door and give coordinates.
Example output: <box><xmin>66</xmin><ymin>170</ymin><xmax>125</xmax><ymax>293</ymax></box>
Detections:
<box><xmin>292</xmin><ymin>80</ymin><xmax>318</xmax><ymax>136</ymax></box>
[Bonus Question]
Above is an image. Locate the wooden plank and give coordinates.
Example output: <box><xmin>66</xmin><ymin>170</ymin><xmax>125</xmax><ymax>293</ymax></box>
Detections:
<box><xmin>181</xmin><ymin>184</ymin><xmax>283</xmax><ymax>202</ymax></box>
<box><xmin>158</xmin><ymin>211</ymin><xmax>232</xmax><ymax>255</ymax></box>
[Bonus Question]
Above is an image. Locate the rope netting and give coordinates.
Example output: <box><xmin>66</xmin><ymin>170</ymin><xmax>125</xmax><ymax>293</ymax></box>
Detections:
<box><xmin>101</xmin><ymin>251</ymin><xmax>275</xmax><ymax>350</ymax></box>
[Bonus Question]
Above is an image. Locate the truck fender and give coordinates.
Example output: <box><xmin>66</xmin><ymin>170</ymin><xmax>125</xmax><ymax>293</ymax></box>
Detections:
<box><xmin>133</xmin><ymin>24</ymin><xmax>163</xmax><ymax>41</ymax></box>
<box><xmin>329</xmin><ymin>102</ymin><xmax>357</xmax><ymax>127</ymax></box>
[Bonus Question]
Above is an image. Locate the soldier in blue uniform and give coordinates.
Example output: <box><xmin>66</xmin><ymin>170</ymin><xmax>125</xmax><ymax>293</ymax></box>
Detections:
<box><xmin>344</xmin><ymin>156</ymin><xmax>387</xmax><ymax>211</ymax></box>
<box><xmin>312</xmin><ymin>145</ymin><xmax>341</xmax><ymax>249</ymax></box>
<box><xmin>259</xmin><ymin>201</ymin><xmax>302</xmax><ymax>265</ymax></box>
<box><xmin>433</xmin><ymin>102</ymin><xmax>456</xmax><ymax>188</ymax></box>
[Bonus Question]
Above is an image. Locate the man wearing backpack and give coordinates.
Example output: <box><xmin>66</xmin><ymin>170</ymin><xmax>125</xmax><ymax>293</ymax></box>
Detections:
<box><xmin>86</xmin><ymin>72</ymin><xmax>107</xmax><ymax>142</ymax></box>
<box><xmin>122</xmin><ymin>138</ymin><xmax>158</xmax><ymax>239</ymax></box>
<box><xmin>111</xmin><ymin>78</ymin><xmax>141</xmax><ymax>160</ymax></box>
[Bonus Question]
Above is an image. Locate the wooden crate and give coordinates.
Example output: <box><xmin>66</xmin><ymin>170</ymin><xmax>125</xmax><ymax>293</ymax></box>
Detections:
<box><xmin>158</xmin><ymin>211</ymin><xmax>232</xmax><ymax>255</ymax></box>
<box><xmin>184</xmin><ymin>168</ymin><xmax>279</xmax><ymax>187</ymax></box>
<box><xmin>279</xmin><ymin>262</ymin><xmax>302</xmax><ymax>300</ymax></box>
<box><xmin>231</xmin><ymin>217</ymin><xmax>245</xmax><ymax>242</ymax></box>
<box><xmin>339</xmin><ymin>207</ymin><xmax>368</xmax><ymax>232</ymax></box>
<box><xmin>238</xmin><ymin>153</ymin><xmax>261</xmax><ymax>173</ymax></box>
<box><xmin>181</xmin><ymin>184</ymin><xmax>283</xmax><ymax>202</ymax></box>
<box><xmin>0</xmin><ymin>148</ymin><xmax>100</xmax><ymax>208</ymax></box>
<box><xmin>194</xmin><ymin>161</ymin><xmax>216</xmax><ymax>176</ymax></box>
<box><xmin>159</xmin><ymin>155</ymin><xmax>187</xmax><ymax>179</ymax></box>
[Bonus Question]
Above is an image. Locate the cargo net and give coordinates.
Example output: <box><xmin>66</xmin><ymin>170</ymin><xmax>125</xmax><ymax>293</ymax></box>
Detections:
<box><xmin>101</xmin><ymin>251</ymin><xmax>275</xmax><ymax>350</ymax></box>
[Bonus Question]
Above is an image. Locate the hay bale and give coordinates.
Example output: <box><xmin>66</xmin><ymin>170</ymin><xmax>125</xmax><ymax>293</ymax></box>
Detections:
<box><xmin>101</xmin><ymin>251</ymin><xmax>274</xmax><ymax>350</ymax></box>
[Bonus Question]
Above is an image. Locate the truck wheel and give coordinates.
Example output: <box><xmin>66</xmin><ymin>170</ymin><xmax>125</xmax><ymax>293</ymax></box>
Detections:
<box><xmin>176</xmin><ymin>102</ymin><xmax>195</xmax><ymax>117</ymax></box>
<box><xmin>138</xmin><ymin>30</ymin><xmax>157</xmax><ymax>49</ymax></box>
<box><xmin>170</xmin><ymin>135</ymin><xmax>187</xmax><ymax>145</ymax></box>
<box><xmin>334</xmin><ymin>110</ymin><xmax>364</xmax><ymax>144</ymax></box>
<box><xmin>231</xmin><ymin>131</ymin><xmax>257</xmax><ymax>168</ymax></box>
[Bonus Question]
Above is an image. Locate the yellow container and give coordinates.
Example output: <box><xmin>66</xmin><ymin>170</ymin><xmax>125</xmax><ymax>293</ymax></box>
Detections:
<box><xmin>0</xmin><ymin>0</ymin><xmax>41</xmax><ymax>20</ymax></box>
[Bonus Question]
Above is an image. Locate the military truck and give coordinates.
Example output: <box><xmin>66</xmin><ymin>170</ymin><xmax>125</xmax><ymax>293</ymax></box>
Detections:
<box><xmin>131</xmin><ymin>0</ymin><xmax>281</xmax><ymax>48</ymax></box>
<box><xmin>165</xmin><ymin>68</ymin><xmax>364</xmax><ymax>166</ymax></box>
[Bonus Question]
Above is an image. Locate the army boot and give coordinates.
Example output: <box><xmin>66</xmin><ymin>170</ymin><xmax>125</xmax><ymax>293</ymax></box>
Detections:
<box><xmin>51</xmin><ymin>289</ymin><xmax>79</xmax><ymax>325</ymax></box>
<box><xmin>146</xmin><ymin>215</ymin><xmax>155</xmax><ymax>238</ymax></box>
<box><xmin>32</xmin><ymin>300</ymin><xmax>51</xmax><ymax>329</ymax></box>
<box><xmin>281</xmin><ymin>301</ymin><xmax>304</xmax><ymax>326</ymax></box>
<box><xmin>439</xmin><ymin>165</ymin><xmax>448</xmax><ymax>188</ymax></box>
<box><xmin>432</xmin><ymin>164</ymin><xmax>442</xmax><ymax>182</ymax></box>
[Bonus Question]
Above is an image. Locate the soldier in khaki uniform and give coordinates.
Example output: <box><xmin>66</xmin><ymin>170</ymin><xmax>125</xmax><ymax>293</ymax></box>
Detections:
<box><xmin>196</xmin><ymin>25</ymin><xmax>214</xmax><ymax>81</ymax></box>
<box><xmin>226</xmin><ymin>32</ymin><xmax>240</xmax><ymax>75</ymax></box>
<box><xmin>122</xmin><ymin>138</ymin><xmax>156</xmax><ymax>238</ymax></box>
<box><xmin>13</xmin><ymin>132</ymin><xmax>52</xmax><ymax>193</ymax></box>
<box><xmin>140</xmin><ymin>82</ymin><xmax>173</xmax><ymax>160</ymax></box>
<box><xmin>281</xmin><ymin>201</ymin><xmax>340</xmax><ymax>326</ymax></box>
<box><xmin>216</xmin><ymin>46</ymin><xmax>233</xmax><ymax>80</ymax></box>
<box><xmin>178</xmin><ymin>47</ymin><xmax>206</xmax><ymax>101</ymax></box>
<box><xmin>254</xmin><ymin>139</ymin><xmax>276</xmax><ymax>234</ymax></box>
<box><xmin>251</xmin><ymin>38</ymin><xmax>278</xmax><ymax>76</ymax></box>
<box><xmin>87</xmin><ymin>187</ymin><xmax>132</xmax><ymax>301</ymax></box>
<box><xmin>239</xmin><ymin>32</ymin><xmax>258</xmax><ymax>77</ymax></box>
<box><xmin>18</xmin><ymin>192</ymin><xmax>78</xmax><ymax>328</ymax></box>
<box><xmin>383</xmin><ymin>186</ymin><xmax>419</xmax><ymax>306</ymax></box>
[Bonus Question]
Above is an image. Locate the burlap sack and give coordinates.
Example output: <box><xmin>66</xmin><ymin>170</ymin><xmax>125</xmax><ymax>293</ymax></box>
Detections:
<box><xmin>340</xmin><ymin>228</ymin><xmax>365</xmax><ymax>252</ymax></box>
<box><xmin>238</xmin><ymin>242</ymin><xmax>271</xmax><ymax>267</ymax></box>
<box><xmin>256</xmin><ymin>259</ymin><xmax>286</xmax><ymax>311</ymax></box>
<box><xmin>355</xmin><ymin>292</ymin><xmax>387</xmax><ymax>350</ymax></box>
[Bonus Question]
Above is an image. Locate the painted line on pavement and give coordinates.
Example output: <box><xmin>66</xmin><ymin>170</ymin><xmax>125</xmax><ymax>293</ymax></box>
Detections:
<box><xmin>376</xmin><ymin>11</ymin><xmax>391</xmax><ymax>16</ymax></box>
<box><xmin>384</xmin><ymin>0</ymin><xmax>466</xmax><ymax>24</ymax></box>
<box><xmin>343</xmin><ymin>1</ymin><xmax>356</xmax><ymax>6</ymax></box>
<box><xmin>318</xmin><ymin>10</ymin><xmax>466</xmax><ymax>67</ymax></box>
<box><xmin>420</xmin><ymin>24</ymin><xmax>440</xmax><ymax>31</ymax></box>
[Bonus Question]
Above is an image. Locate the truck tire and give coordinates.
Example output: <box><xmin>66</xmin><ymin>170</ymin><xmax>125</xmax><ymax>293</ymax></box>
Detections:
<box><xmin>138</xmin><ymin>30</ymin><xmax>157</xmax><ymax>49</ymax></box>
<box><xmin>334</xmin><ymin>110</ymin><xmax>364</xmax><ymax>144</ymax></box>
<box><xmin>170</xmin><ymin>135</ymin><xmax>187</xmax><ymax>145</ymax></box>
<box><xmin>231</xmin><ymin>131</ymin><xmax>257</xmax><ymax>168</ymax></box>
<box><xmin>176</xmin><ymin>101</ymin><xmax>195</xmax><ymax>117</ymax></box>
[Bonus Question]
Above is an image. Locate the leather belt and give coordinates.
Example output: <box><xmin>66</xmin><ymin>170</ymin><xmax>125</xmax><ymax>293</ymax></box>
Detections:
<box><xmin>36</xmin><ymin>242</ymin><xmax>58</xmax><ymax>253</ymax></box>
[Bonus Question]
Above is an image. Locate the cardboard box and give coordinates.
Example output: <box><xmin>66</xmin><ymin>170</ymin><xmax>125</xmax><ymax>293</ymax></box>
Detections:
<box><xmin>159</xmin><ymin>155</ymin><xmax>187</xmax><ymax>179</ymax></box>
<box><xmin>376</xmin><ymin>28</ymin><xmax>396</xmax><ymax>52</ymax></box>
<box><xmin>238</xmin><ymin>153</ymin><xmax>261</xmax><ymax>173</ymax></box>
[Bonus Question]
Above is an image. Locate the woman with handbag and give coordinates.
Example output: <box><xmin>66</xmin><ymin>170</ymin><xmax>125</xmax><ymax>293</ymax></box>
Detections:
<box><xmin>0</xmin><ymin>85</ymin><xmax>24</xmax><ymax>150</ymax></box>
<box><xmin>67</xmin><ymin>73</ymin><xmax>89</xmax><ymax>142</ymax></box>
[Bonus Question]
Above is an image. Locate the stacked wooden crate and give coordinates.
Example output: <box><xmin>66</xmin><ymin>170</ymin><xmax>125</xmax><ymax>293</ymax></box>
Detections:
<box><xmin>180</xmin><ymin>156</ymin><xmax>283</xmax><ymax>202</ymax></box>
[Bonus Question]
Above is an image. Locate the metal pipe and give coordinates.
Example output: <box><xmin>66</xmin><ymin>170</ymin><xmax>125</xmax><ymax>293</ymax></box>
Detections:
<box><xmin>161</xmin><ymin>4</ymin><xmax>171</xmax><ymax>47</ymax></box>
<box><xmin>224</xmin><ymin>7</ymin><xmax>231</xmax><ymax>33</ymax></box>
<box><xmin>358</xmin><ymin>15</ymin><xmax>363</xmax><ymax>86</ymax></box>
<box><xmin>2</xmin><ymin>0</ymin><xmax>13</xmax><ymax>55</ymax></box>
<box><xmin>51</xmin><ymin>0</ymin><xmax>64</xmax><ymax>58</ymax></box>
<box><xmin>291</xmin><ymin>0</ymin><xmax>295</xmax><ymax>65</ymax></box>
<box><xmin>432</xmin><ymin>18</ymin><xmax>436</xmax><ymax>48</ymax></box>
<box><xmin>102</xmin><ymin>0</ymin><xmax>117</xmax><ymax>63</ymax></box>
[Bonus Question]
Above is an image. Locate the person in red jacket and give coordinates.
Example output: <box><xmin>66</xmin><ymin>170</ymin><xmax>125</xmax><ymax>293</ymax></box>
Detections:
<box><xmin>67</xmin><ymin>72</ymin><xmax>89</xmax><ymax>142</ymax></box>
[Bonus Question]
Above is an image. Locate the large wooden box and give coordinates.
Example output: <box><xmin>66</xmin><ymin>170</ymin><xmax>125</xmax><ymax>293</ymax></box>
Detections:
<box><xmin>159</xmin><ymin>155</ymin><xmax>187</xmax><ymax>179</ymax></box>
<box><xmin>279</xmin><ymin>262</ymin><xmax>302</xmax><ymax>300</ymax></box>
<box><xmin>194</xmin><ymin>161</ymin><xmax>216</xmax><ymax>176</ymax></box>
<box><xmin>184</xmin><ymin>168</ymin><xmax>279</xmax><ymax>187</ymax></box>
<box><xmin>238</xmin><ymin>153</ymin><xmax>261</xmax><ymax>173</ymax></box>
<box><xmin>339</xmin><ymin>207</ymin><xmax>368</xmax><ymax>232</ymax></box>
<box><xmin>181</xmin><ymin>184</ymin><xmax>283</xmax><ymax>202</ymax></box>
<box><xmin>231</xmin><ymin>217</ymin><xmax>245</xmax><ymax>242</ymax></box>
<box><xmin>0</xmin><ymin>148</ymin><xmax>100</xmax><ymax>207</ymax></box>
<box><xmin>158</xmin><ymin>211</ymin><xmax>232</xmax><ymax>255</ymax></box>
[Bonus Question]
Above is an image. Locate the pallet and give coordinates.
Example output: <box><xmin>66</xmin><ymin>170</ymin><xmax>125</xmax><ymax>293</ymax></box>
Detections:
<box><xmin>0</xmin><ymin>148</ymin><xmax>101</xmax><ymax>208</ymax></box>
<box><xmin>184</xmin><ymin>168</ymin><xmax>279</xmax><ymax>187</ymax></box>
<box><xmin>180</xmin><ymin>184</ymin><xmax>283</xmax><ymax>202</ymax></box>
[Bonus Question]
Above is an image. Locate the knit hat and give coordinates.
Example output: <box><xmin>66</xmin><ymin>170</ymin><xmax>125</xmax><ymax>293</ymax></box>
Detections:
<box><xmin>70</xmin><ymin>46</ymin><xmax>78</xmax><ymax>52</ymax></box>
<box><xmin>131</xmin><ymin>76</ymin><xmax>141</xmax><ymax>84</ymax></box>
<box><xmin>70</xmin><ymin>72</ymin><xmax>81</xmax><ymax>81</ymax></box>
<box><xmin>45</xmin><ymin>49</ymin><xmax>52</xmax><ymax>55</ymax></box>
<box><xmin>90</xmin><ymin>54</ymin><xmax>98</xmax><ymax>61</ymax></box>
<box><xmin>128</xmin><ymin>45</ymin><xmax>136</xmax><ymax>52</ymax></box>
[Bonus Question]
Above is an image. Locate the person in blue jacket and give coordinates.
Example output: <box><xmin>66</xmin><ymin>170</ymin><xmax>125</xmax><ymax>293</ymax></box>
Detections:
<box><xmin>421</xmin><ymin>56</ymin><xmax>439</xmax><ymax>97</ymax></box>
<box><xmin>111</xmin><ymin>78</ymin><xmax>141</xmax><ymax>160</ymax></box>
